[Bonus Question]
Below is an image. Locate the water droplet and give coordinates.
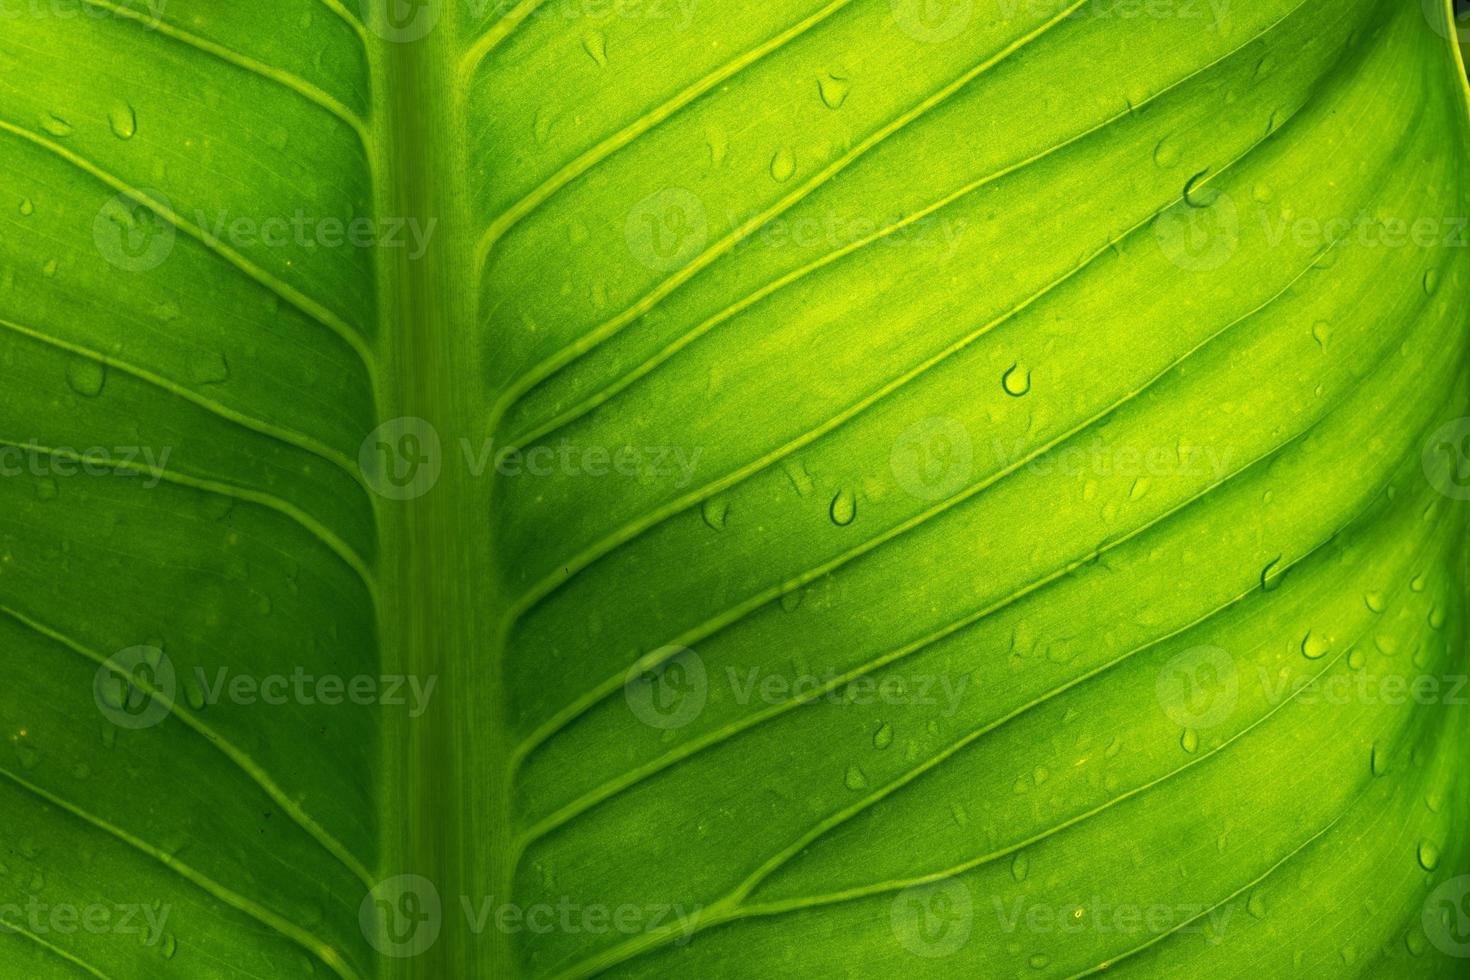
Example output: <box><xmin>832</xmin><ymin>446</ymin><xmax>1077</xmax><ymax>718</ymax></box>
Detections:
<box><xmin>1153</xmin><ymin>138</ymin><xmax>1180</xmax><ymax>167</ymax></box>
<box><xmin>1311</xmin><ymin>321</ymin><xmax>1330</xmax><ymax>349</ymax></box>
<box><xmin>829</xmin><ymin>489</ymin><xmax>857</xmax><ymax>526</ymax></box>
<box><xmin>41</xmin><ymin>258</ymin><xmax>58</xmax><ymax>278</ymax></box>
<box><xmin>844</xmin><ymin>764</ymin><xmax>867</xmax><ymax>790</ymax></box>
<box><xmin>818</xmin><ymin>71</ymin><xmax>850</xmax><ymax>109</ymax></box>
<box><xmin>1011</xmin><ymin>851</ymin><xmax>1029</xmax><ymax>882</ymax></box>
<box><xmin>700</xmin><ymin>498</ymin><xmax>728</xmax><ymax>530</ymax></box>
<box><xmin>40</xmin><ymin>113</ymin><xmax>72</xmax><ymax>138</ymax></box>
<box><xmin>1347</xmin><ymin>647</ymin><xmax>1366</xmax><ymax>671</ymax></box>
<box><xmin>109</xmin><ymin>103</ymin><xmax>137</xmax><ymax>140</ymax></box>
<box><xmin>1180</xmin><ymin>728</ymin><xmax>1199</xmax><ymax>753</ymax></box>
<box><xmin>1251</xmin><ymin>181</ymin><xmax>1273</xmax><ymax>203</ymax></box>
<box><xmin>1423</xmin><ymin>268</ymin><xmax>1440</xmax><ymax>295</ymax></box>
<box><xmin>18</xmin><ymin>197</ymin><xmax>34</xmax><ymax>216</ymax></box>
<box><xmin>66</xmin><ymin>358</ymin><xmax>106</xmax><ymax>397</ymax></box>
<box><xmin>1247</xmin><ymin>891</ymin><xmax>1268</xmax><ymax>919</ymax></box>
<box><xmin>582</xmin><ymin>31</ymin><xmax>607</xmax><ymax>66</ymax></box>
<box><xmin>872</xmin><ymin>721</ymin><xmax>893</xmax><ymax>749</ymax></box>
<box><xmin>1428</xmin><ymin>605</ymin><xmax>1446</xmax><ymax>630</ymax></box>
<box><xmin>1371</xmin><ymin>743</ymin><xmax>1389</xmax><ymax>777</ymax></box>
<box><xmin>770</xmin><ymin>148</ymin><xmax>796</xmax><ymax>183</ymax></box>
<box><xmin>1409</xmin><ymin>573</ymin><xmax>1427</xmax><ymax>593</ymax></box>
<box><xmin>1029</xmin><ymin>954</ymin><xmax>1050</xmax><ymax>970</ymax></box>
<box><xmin>1002</xmin><ymin>363</ymin><xmax>1032</xmax><ymax>397</ymax></box>
<box><xmin>160</xmin><ymin>933</ymin><xmax>177</xmax><ymax>959</ymax></box>
<box><xmin>187</xmin><ymin>351</ymin><xmax>230</xmax><ymax>385</ymax></box>
<box><xmin>1301</xmin><ymin>630</ymin><xmax>1330</xmax><ymax>660</ymax></box>
<box><xmin>1417</xmin><ymin>841</ymin><xmax>1441</xmax><ymax>871</ymax></box>
<box><xmin>779</xmin><ymin>585</ymin><xmax>803</xmax><ymax>613</ymax></box>
<box><xmin>1364</xmin><ymin>591</ymin><xmax>1385</xmax><ymax>613</ymax></box>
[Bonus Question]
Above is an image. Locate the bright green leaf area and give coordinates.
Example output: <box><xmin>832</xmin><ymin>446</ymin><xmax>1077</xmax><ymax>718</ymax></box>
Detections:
<box><xmin>1</xmin><ymin>0</ymin><xmax>1468</xmax><ymax>977</ymax></box>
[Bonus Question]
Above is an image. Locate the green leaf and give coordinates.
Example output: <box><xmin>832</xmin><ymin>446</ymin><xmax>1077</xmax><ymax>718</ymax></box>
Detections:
<box><xmin>0</xmin><ymin>1</ymin><xmax>1467</xmax><ymax>978</ymax></box>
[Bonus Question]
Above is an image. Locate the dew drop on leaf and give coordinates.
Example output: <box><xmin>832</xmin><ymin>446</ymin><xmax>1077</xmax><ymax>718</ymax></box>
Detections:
<box><xmin>1153</xmin><ymin>138</ymin><xmax>1180</xmax><ymax>167</ymax></box>
<box><xmin>109</xmin><ymin>103</ymin><xmax>137</xmax><ymax>140</ymax></box>
<box><xmin>817</xmin><ymin>71</ymin><xmax>850</xmax><ymax>109</ymax></box>
<box><xmin>770</xmin><ymin>147</ymin><xmax>796</xmax><ymax>183</ymax></box>
<box><xmin>1180</xmin><ymin>728</ymin><xmax>1199</xmax><ymax>753</ymax></box>
<box><xmin>40</xmin><ymin>113</ymin><xmax>72</xmax><ymax>138</ymax></box>
<box><xmin>66</xmin><ymin>358</ymin><xmax>106</xmax><ymax>397</ymax></box>
<box><xmin>700</xmin><ymin>498</ymin><xmax>728</xmax><ymax>530</ymax></box>
<box><xmin>1371</xmin><ymin>743</ymin><xmax>1389</xmax><ymax>777</ymax></box>
<box><xmin>1002</xmin><ymin>363</ymin><xmax>1032</xmax><ymax>397</ymax></box>
<box><xmin>1417</xmin><ymin>841</ymin><xmax>1441</xmax><ymax>871</ymax></box>
<box><xmin>872</xmin><ymin>721</ymin><xmax>892</xmax><ymax>749</ymax></box>
<box><xmin>581</xmin><ymin>31</ymin><xmax>607</xmax><ymax>67</ymax></box>
<box><xmin>829</xmin><ymin>489</ymin><xmax>856</xmax><ymax>526</ymax></box>
<box><xmin>1423</xmin><ymin>268</ymin><xmax>1440</xmax><ymax>295</ymax></box>
<box><xmin>1300</xmin><ymin>630</ymin><xmax>1330</xmax><ymax>660</ymax></box>
<box><xmin>1011</xmin><ymin>851</ymin><xmax>1029</xmax><ymax>882</ymax></box>
<box><xmin>843</xmin><ymin>764</ymin><xmax>867</xmax><ymax>790</ymax></box>
<box><xmin>1364</xmin><ymin>591</ymin><xmax>1385</xmax><ymax>613</ymax></box>
<box><xmin>18</xmin><ymin>197</ymin><xmax>33</xmax><ymax>216</ymax></box>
